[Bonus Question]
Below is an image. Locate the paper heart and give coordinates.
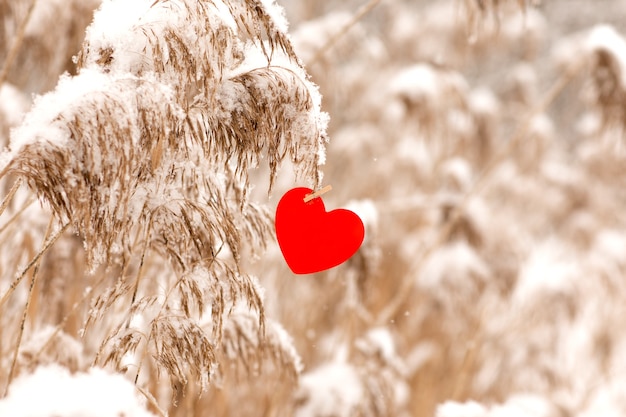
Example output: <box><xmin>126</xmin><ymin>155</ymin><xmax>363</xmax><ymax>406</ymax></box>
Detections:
<box><xmin>275</xmin><ymin>187</ymin><xmax>365</xmax><ymax>274</ymax></box>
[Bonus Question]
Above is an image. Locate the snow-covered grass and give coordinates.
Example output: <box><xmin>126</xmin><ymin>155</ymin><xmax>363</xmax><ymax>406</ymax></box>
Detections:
<box><xmin>3</xmin><ymin>0</ymin><xmax>626</xmax><ymax>416</ymax></box>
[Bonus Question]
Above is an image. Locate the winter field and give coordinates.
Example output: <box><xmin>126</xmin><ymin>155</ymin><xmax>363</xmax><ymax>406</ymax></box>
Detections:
<box><xmin>2</xmin><ymin>0</ymin><xmax>626</xmax><ymax>416</ymax></box>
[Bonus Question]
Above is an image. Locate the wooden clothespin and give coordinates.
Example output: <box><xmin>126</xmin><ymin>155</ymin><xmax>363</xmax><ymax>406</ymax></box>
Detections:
<box><xmin>304</xmin><ymin>185</ymin><xmax>332</xmax><ymax>203</ymax></box>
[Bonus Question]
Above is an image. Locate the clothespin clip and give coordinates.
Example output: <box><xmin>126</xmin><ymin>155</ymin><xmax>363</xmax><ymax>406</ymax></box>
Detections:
<box><xmin>304</xmin><ymin>185</ymin><xmax>332</xmax><ymax>203</ymax></box>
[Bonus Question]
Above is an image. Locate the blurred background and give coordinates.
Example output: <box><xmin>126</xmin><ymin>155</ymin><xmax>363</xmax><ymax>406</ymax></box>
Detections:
<box><xmin>4</xmin><ymin>1</ymin><xmax>626</xmax><ymax>416</ymax></box>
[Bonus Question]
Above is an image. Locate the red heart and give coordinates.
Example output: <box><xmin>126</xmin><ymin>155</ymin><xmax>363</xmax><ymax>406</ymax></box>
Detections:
<box><xmin>275</xmin><ymin>187</ymin><xmax>365</xmax><ymax>274</ymax></box>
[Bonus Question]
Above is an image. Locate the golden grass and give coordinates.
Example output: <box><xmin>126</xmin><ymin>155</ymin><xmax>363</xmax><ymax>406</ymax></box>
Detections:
<box><xmin>3</xmin><ymin>0</ymin><xmax>626</xmax><ymax>416</ymax></box>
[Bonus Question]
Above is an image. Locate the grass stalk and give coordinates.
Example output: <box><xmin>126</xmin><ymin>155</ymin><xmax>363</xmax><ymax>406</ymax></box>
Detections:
<box><xmin>0</xmin><ymin>0</ymin><xmax>37</xmax><ymax>87</ymax></box>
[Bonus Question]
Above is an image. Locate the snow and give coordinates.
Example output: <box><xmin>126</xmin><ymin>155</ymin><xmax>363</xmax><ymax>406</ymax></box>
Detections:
<box><xmin>295</xmin><ymin>361</ymin><xmax>364</xmax><ymax>417</ymax></box>
<box><xmin>437</xmin><ymin>394</ymin><xmax>556</xmax><ymax>417</ymax></box>
<box><xmin>345</xmin><ymin>199</ymin><xmax>378</xmax><ymax>232</ymax></box>
<box><xmin>593</xmin><ymin>229</ymin><xmax>626</xmax><ymax>264</ymax></box>
<box><xmin>468</xmin><ymin>87</ymin><xmax>499</xmax><ymax>117</ymax></box>
<box><xmin>83</xmin><ymin>0</ymin><xmax>153</xmax><ymax>73</ymax></box>
<box><xmin>441</xmin><ymin>157</ymin><xmax>473</xmax><ymax>192</ymax></box>
<box><xmin>390</xmin><ymin>63</ymin><xmax>468</xmax><ymax>106</ymax></box>
<box><xmin>418</xmin><ymin>241</ymin><xmax>490</xmax><ymax>305</ymax></box>
<box><xmin>490</xmin><ymin>394</ymin><xmax>556</xmax><ymax>417</ymax></box>
<box><xmin>355</xmin><ymin>327</ymin><xmax>396</xmax><ymax>365</ymax></box>
<box><xmin>0</xmin><ymin>84</ymin><xmax>30</xmax><ymax>129</ymax></box>
<box><xmin>528</xmin><ymin>114</ymin><xmax>554</xmax><ymax>141</ymax></box>
<box><xmin>82</xmin><ymin>0</ymin><xmax>243</xmax><ymax>80</ymax></box>
<box><xmin>405</xmin><ymin>342</ymin><xmax>437</xmax><ymax>375</ymax></box>
<box><xmin>513</xmin><ymin>239</ymin><xmax>578</xmax><ymax>308</ymax></box>
<box><xmin>9</xmin><ymin>69</ymin><xmax>113</xmax><ymax>153</ymax></box>
<box><xmin>586</xmin><ymin>25</ymin><xmax>626</xmax><ymax>89</ymax></box>
<box><xmin>259</xmin><ymin>0</ymin><xmax>289</xmax><ymax>33</ymax></box>
<box><xmin>500</xmin><ymin>8</ymin><xmax>547</xmax><ymax>44</ymax></box>
<box><xmin>19</xmin><ymin>326</ymin><xmax>84</xmax><ymax>370</ymax></box>
<box><xmin>436</xmin><ymin>400</ymin><xmax>488</xmax><ymax>417</ymax></box>
<box><xmin>389</xmin><ymin>64</ymin><xmax>442</xmax><ymax>104</ymax></box>
<box><xmin>267</xmin><ymin>318</ymin><xmax>303</xmax><ymax>373</ymax></box>
<box><xmin>210</xmin><ymin>0</ymin><xmax>239</xmax><ymax>32</ymax></box>
<box><xmin>0</xmin><ymin>365</ymin><xmax>156</xmax><ymax>417</ymax></box>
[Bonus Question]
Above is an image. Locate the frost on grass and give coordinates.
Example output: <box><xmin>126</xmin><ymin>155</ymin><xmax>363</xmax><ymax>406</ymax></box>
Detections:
<box><xmin>0</xmin><ymin>365</ymin><xmax>156</xmax><ymax>417</ymax></box>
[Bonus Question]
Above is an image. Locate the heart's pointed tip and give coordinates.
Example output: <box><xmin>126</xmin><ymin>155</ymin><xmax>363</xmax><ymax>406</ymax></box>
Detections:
<box><xmin>289</xmin><ymin>266</ymin><xmax>332</xmax><ymax>275</ymax></box>
<box><xmin>290</xmin><ymin>269</ymin><xmax>317</xmax><ymax>275</ymax></box>
<box><xmin>287</xmin><ymin>246</ymin><xmax>364</xmax><ymax>275</ymax></box>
